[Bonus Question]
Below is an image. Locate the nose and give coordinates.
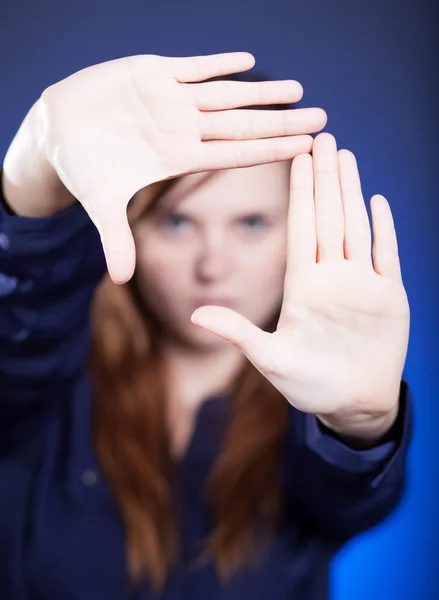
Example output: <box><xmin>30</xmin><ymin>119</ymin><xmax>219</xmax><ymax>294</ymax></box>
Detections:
<box><xmin>194</xmin><ymin>233</ymin><xmax>233</xmax><ymax>283</ymax></box>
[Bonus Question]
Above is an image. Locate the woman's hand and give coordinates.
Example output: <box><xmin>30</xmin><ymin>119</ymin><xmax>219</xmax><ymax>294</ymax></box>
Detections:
<box><xmin>192</xmin><ymin>133</ymin><xmax>410</xmax><ymax>443</ymax></box>
<box><xmin>31</xmin><ymin>52</ymin><xmax>326</xmax><ymax>283</ymax></box>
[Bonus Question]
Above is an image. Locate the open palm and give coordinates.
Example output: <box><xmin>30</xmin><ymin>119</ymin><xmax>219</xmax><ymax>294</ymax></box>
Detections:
<box><xmin>192</xmin><ymin>134</ymin><xmax>410</xmax><ymax>419</ymax></box>
<box><xmin>38</xmin><ymin>52</ymin><xmax>326</xmax><ymax>283</ymax></box>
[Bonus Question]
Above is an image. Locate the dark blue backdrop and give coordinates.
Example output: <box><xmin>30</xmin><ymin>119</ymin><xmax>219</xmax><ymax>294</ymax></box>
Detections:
<box><xmin>1</xmin><ymin>1</ymin><xmax>438</xmax><ymax>598</ymax></box>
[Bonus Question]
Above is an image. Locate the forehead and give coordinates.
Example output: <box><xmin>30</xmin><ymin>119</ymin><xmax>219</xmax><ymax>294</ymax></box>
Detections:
<box><xmin>157</xmin><ymin>161</ymin><xmax>290</xmax><ymax>215</ymax></box>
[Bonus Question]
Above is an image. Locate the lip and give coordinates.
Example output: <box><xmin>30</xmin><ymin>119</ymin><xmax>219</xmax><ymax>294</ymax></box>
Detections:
<box><xmin>192</xmin><ymin>298</ymin><xmax>237</xmax><ymax>310</ymax></box>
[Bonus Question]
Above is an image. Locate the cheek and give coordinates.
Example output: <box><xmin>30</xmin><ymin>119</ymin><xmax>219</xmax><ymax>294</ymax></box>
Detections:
<box><xmin>135</xmin><ymin>242</ymin><xmax>190</xmax><ymax>305</ymax></box>
<box><xmin>237</xmin><ymin>243</ymin><xmax>287</xmax><ymax>318</ymax></box>
<box><xmin>242</xmin><ymin>240</ymin><xmax>286</xmax><ymax>287</ymax></box>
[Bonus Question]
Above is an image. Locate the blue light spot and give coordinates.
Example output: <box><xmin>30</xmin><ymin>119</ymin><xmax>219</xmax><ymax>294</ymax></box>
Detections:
<box><xmin>11</xmin><ymin>328</ymin><xmax>30</xmax><ymax>342</ymax></box>
<box><xmin>0</xmin><ymin>273</ymin><xmax>18</xmax><ymax>296</ymax></box>
<box><xmin>0</xmin><ymin>233</ymin><xmax>9</xmax><ymax>250</ymax></box>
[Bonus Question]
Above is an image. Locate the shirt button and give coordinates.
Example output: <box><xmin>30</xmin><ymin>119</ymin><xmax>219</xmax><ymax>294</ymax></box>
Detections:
<box><xmin>82</xmin><ymin>469</ymin><xmax>99</xmax><ymax>486</ymax></box>
<box><xmin>0</xmin><ymin>233</ymin><xmax>9</xmax><ymax>250</ymax></box>
<box><xmin>0</xmin><ymin>272</ymin><xmax>18</xmax><ymax>296</ymax></box>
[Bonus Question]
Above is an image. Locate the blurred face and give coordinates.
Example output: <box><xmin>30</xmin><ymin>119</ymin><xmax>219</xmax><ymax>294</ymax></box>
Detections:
<box><xmin>133</xmin><ymin>162</ymin><xmax>290</xmax><ymax>350</ymax></box>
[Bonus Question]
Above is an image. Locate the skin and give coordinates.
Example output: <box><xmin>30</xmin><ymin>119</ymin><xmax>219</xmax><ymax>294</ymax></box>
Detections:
<box><xmin>2</xmin><ymin>52</ymin><xmax>407</xmax><ymax>457</ymax></box>
<box><xmin>192</xmin><ymin>135</ymin><xmax>410</xmax><ymax>446</ymax></box>
<box><xmin>134</xmin><ymin>162</ymin><xmax>290</xmax><ymax>350</ymax></box>
<box><xmin>133</xmin><ymin>162</ymin><xmax>291</xmax><ymax>454</ymax></box>
<box><xmin>133</xmin><ymin>134</ymin><xmax>410</xmax><ymax>454</ymax></box>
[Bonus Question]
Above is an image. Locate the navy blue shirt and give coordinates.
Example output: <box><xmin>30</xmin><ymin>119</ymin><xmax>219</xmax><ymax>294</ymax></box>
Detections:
<box><xmin>0</xmin><ymin>184</ymin><xmax>412</xmax><ymax>600</ymax></box>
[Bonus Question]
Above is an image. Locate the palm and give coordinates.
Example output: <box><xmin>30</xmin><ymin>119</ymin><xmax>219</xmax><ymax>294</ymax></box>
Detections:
<box><xmin>39</xmin><ymin>52</ymin><xmax>326</xmax><ymax>282</ymax></box>
<box><xmin>192</xmin><ymin>134</ymin><xmax>410</xmax><ymax>417</ymax></box>
<box><xmin>271</xmin><ymin>261</ymin><xmax>408</xmax><ymax>414</ymax></box>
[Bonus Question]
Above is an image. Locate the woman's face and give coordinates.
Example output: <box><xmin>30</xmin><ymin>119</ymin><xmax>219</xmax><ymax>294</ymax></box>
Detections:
<box><xmin>133</xmin><ymin>162</ymin><xmax>290</xmax><ymax>349</ymax></box>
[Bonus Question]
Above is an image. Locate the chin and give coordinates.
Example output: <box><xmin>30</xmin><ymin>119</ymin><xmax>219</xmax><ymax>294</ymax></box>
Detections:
<box><xmin>186</xmin><ymin>325</ymin><xmax>230</xmax><ymax>351</ymax></box>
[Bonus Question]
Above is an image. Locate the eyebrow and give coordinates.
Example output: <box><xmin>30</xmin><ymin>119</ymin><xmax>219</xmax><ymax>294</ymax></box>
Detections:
<box><xmin>232</xmin><ymin>206</ymin><xmax>286</xmax><ymax>218</ymax></box>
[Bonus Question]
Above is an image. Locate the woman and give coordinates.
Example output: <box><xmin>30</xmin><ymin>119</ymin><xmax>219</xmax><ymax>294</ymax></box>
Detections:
<box><xmin>0</xmin><ymin>52</ymin><xmax>411</xmax><ymax>599</ymax></box>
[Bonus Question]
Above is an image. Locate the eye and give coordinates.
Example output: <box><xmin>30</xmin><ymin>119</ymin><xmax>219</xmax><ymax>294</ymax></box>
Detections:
<box><xmin>160</xmin><ymin>213</ymin><xmax>191</xmax><ymax>232</ymax></box>
<box><xmin>238</xmin><ymin>214</ymin><xmax>268</xmax><ymax>232</ymax></box>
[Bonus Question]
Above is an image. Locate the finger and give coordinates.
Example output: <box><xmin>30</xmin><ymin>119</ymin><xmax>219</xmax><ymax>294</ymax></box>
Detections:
<box><xmin>201</xmin><ymin>107</ymin><xmax>327</xmax><ymax>141</ymax></box>
<box><xmin>88</xmin><ymin>203</ymin><xmax>136</xmax><ymax>284</ymax></box>
<box><xmin>187</xmin><ymin>79</ymin><xmax>304</xmax><ymax>110</ymax></box>
<box><xmin>370</xmin><ymin>194</ymin><xmax>403</xmax><ymax>283</ymax></box>
<box><xmin>312</xmin><ymin>133</ymin><xmax>345</xmax><ymax>262</ymax></box>
<box><xmin>200</xmin><ymin>135</ymin><xmax>313</xmax><ymax>170</ymax></box>
<box><xmin>286</xmin><ymin>154</ymin><xmax>316</xmax><ymax>277</ymax></box>
<box><xmin>191</xmin><ymin>306</ymin><xmax>275</xmax><ymax>372</ymax></box>
<box><xmin>338</xmin><ymin>150</ymin><xmax>372</xmax><ymax>264</ymax></box>
<box><xmin>167</xmin><ymin>52</ymin><xmax>255</xmax><ymax>83</ymax></box>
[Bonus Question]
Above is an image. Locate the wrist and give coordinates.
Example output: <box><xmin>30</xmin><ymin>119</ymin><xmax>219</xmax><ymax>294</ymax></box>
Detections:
<box><xmin>317</xmin><ymin>404</ymin><xmax>399</xmax><ymax>448</ymax></box>
<box><xmin>3</xmin><ymin>99</ymin><xmax>75</xmax><ymax>217</ymax></box>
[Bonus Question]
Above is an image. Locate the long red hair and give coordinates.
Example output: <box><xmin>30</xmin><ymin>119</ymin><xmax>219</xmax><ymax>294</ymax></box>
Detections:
<box><xmin>90</xmin><ymin>180</ymin><xmax>289</xmax><ymax>590</ymax></box>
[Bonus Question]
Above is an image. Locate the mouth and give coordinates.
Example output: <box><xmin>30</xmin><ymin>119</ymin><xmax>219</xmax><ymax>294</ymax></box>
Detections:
<box><xmin>192</xmin><ymin>298</ymin><xmax>237</xmax><ymax>310</ymax></box>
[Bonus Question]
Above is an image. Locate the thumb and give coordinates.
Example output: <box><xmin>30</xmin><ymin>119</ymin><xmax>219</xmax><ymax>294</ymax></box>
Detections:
<box><xmin>90</xmin><ymin>203</ymin><xmax>136</xmax><ymax>284</ymax></box>
<box><xmin>191</xmin><ymin>306</ymin><xmax>274</xmax><ymax>370</ymax></box>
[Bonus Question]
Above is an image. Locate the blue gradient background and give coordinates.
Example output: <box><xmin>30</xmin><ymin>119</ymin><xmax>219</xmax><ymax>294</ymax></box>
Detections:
<box><xmin>1</xmin><ymin>1</ymin><xmax>437</xmax><ymax>598</ymax></box>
